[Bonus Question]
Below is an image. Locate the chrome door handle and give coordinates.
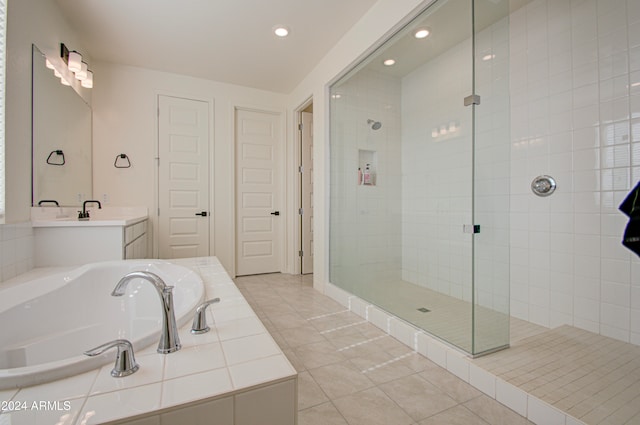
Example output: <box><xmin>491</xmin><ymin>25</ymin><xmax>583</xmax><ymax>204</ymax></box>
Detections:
<box><xmin>195</xmin><ymin>211</ymin><xmax>208</xmax><ymax>216</ymax></box>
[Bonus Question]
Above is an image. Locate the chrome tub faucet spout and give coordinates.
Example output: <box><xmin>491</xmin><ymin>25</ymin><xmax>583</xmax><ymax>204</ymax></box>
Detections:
<box><xmin>112</xmin><ymin>271</ymin><xmax>182</xmax><ymax>354</ymax></box>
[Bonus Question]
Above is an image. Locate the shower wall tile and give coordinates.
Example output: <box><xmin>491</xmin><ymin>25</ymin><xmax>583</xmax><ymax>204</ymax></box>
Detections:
<box><xmin>0</xmin><ymin>221</ymin><xmax>34</xmax><ymax>283</ymax></box>
<box><xmin>510</xmin><ymin>0</ymin><xmax>640</xmax><ymax>344</ymax></box>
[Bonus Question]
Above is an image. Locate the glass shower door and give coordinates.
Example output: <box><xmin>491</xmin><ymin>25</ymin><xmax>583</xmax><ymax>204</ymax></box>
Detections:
<box><xmin>329</xmin><ymin>0</ymin><xmax>510</xmax><ymax>356</ymax></box>
<box><xmin>471</xmin><ymin>0</ymin><xmax>511</xmax><ymax>355</ymax></box>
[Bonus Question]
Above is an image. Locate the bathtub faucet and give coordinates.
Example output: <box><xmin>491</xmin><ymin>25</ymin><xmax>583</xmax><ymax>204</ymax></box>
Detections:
<box><xmin>111</xmin><ymin>271</ymin><xmax>182</xmax><ymax>354</ymax></box>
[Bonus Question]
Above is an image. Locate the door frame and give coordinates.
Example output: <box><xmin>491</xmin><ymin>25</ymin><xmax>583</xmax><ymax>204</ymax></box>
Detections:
<box><xmin>232</xmin><ymin>105</ymin><xmax>287</xmax><ymax>277</ymax></box>
<box><xmin>154</xmin><ymin>92</ymin><xmax>215</xmax><ymax>259</ymax></box>
<box><xmin>290</xmin><ymin>96</ymin><xmax>313</xmax><ymax>275</ymax></box>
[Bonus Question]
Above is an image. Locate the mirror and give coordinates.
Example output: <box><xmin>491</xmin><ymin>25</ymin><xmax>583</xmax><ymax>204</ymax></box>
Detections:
<box><xmin>31</xmin><ymin>44</ymin><xmax>92</xmax><ymax>207</ymax></box>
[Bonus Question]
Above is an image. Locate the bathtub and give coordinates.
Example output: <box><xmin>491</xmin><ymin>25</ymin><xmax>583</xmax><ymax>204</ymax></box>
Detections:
<box><xmin>0</xmin><ymin>260</ymin><xmax>204</xmax><ymax>389</ymax></box>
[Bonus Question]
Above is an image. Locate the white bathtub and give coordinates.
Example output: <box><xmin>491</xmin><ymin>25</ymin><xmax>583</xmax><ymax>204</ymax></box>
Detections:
<box><xmin>0</xmin><ymin>260</ymin><xmax>204</xmax><ymax>389</ymax></box>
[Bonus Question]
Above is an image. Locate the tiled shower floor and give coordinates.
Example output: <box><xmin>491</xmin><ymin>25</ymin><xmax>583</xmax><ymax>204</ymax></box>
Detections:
<box><xmin>358</xmin><ymin>279</ymin><xmax>510</xmax><ymax>354</ymax></box>
<box><xmin>473</xmin><ymin>324</ymin><xmax>640</xmax><ymax>425</ymax></box>
<box><xmin>235</xmin><ymin>273</ymin><xmax>640</xmax><ymax>425</ymax></box>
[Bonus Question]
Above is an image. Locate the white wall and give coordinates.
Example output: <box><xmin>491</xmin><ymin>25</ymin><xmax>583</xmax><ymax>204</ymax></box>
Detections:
<box><xmin>91</xmin><ymin>62</ymin><xmax>287</xmax><ymax>274</ymax></box>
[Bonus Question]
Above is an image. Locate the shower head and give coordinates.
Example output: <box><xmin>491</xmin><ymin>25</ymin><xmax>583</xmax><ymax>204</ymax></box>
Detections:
<box><xmin>367</xmin><ymin>119</ymin><xmax>382</xmax><ymax>130</ymax></box>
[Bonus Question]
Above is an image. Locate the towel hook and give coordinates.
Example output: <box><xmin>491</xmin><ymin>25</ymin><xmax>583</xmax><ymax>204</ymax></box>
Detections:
<box><xmin>114</xmin><ymin>153</ymin><xmax>131</xmax><ymax>168</ymax></box>
<box><xmin>46</xmin><ymin>150</ymin><xmax>65</xmax><ymax>166</ymax></box>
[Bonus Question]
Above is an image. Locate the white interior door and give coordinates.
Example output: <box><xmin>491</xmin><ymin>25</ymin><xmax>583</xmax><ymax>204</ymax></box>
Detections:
<box><xmin>301</xmin><ymin>111</ymin><xmax>314</xmax><ymax>274</ymax></box>
<box><xmin>158</xmin><ymin>95</ymin><xmax>210</xmax><ymax>259</ymax></box>
<box><xmin>235</xmin><ymin>108</ymin><xmax>282</xmax><ymax>276</ymax></box>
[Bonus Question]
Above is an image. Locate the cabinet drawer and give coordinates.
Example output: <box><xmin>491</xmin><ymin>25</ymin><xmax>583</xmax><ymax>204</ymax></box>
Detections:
<box><xmin>125</xmin><ymin>220</ymin><xmax>147</xmax><ymax>244</ymax></box>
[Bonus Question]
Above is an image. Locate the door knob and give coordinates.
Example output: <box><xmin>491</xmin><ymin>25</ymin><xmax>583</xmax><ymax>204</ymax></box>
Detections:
<box><xmin>270</xmin><ymin>211</ymin><xmax>280</xmax><ymax>216</ymax></box>
<box><xmin>195</xmin><ymin>211</ymin><xmax>208</xmax><ymax>216</ymax></box>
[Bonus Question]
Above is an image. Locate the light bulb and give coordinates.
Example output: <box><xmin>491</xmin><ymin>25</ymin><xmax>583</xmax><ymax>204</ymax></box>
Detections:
<box><xmin>68</xmin><ymin>51</ymin><xmax>82</xmax><ymax>73</ymax></box>
<box><xmin>81</xmin><ymin>70</ymin><xmax>93</xmax><ymax>88</ymax></box>
<box><xmin>76</xmin><ymin>62</ymin><xmax>88</xmax><ymax>80</ymax></box>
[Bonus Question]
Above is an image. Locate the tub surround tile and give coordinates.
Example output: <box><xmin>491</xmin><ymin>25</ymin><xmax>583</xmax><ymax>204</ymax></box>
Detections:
<box><xmin>213</xmin><ymin>303</ymin><xmax>257</xmax><ymax>323</ymax></box>
<box><xmin>160</xmin><ymin>368</ymin><xmax>232</xmax><ymax>409</ymax></box>
<box><xmin>163</xmin><ymin>341</ymin><xmax>226</xmax><ymax>380</ymax></box>
<box><xmin>220</xmin><ymin>333</ymin><xmax>281</xmax><ymax>366</ymax></box>
<box><xmin>79</xmin><ymin>383</ymin><xmax>163</xmax><ymax>425</ymax></box>
<box><xmin>89</xmin><ymin>352</ymin><xmax>164</xmax><ymax>396</ymax></box>
<box><xmin>0</xmin><ymin>388</ymin><xmax>17</xmax><ymax>404</ymax></box>
<box><xmin>228</xmin><ymin>354</ymin><xmax>296</xmax><ymax>388</ymax></box>
<box><xmin>15</xmin><ymin>369</ymin><xmax>98</xmax><ymax>403</ymax></box>
<box><xmin>0</xmin><ymin>257</ymin><xmax>297</xmax><ymax>425</ymax></box>
<box><xmin>215</xmin><ymin>316</ymin><xmax>266</xmax><ymax>341</ymax></box>
<box><xmin>178</xmin><ymin>322</ymin><xmax>220</xmax><ymax>348</ymax></box>
<box><xmin>0</xmin><ymin>397</ymin><xmax>84</xmax><ymax>425</ymax></box>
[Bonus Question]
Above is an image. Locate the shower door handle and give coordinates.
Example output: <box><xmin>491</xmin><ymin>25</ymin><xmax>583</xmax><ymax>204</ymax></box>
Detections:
<box><xmin>463</xmin><ymin>224</ymin><xmax>480</xmax><ymax>234</ymax></box>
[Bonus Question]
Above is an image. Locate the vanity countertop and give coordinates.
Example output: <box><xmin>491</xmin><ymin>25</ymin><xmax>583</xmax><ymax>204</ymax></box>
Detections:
<box><xmin>31</xmin><ymin>206</ymin><xmax>148</xmax><ymax>227</ymax></box>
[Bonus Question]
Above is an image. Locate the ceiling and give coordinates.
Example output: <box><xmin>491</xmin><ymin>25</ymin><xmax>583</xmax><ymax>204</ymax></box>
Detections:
<box><xmin>54</xmin><ymin>0</ymin><xmax>379</xmax><ymax>94</ymax></box>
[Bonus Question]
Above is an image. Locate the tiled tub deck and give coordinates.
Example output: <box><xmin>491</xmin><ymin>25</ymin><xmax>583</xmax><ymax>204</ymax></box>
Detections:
<box><xmin>0</xmin><ymin>257</ymin><xmax>297</xmax><ymax>425</ymax></box>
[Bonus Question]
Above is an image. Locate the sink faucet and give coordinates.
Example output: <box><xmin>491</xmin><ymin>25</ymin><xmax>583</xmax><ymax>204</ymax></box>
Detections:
<box><xmin>111</xmin><ymin>271</ymin><xmax>181</xmax><ymax>354</ymax></box>
<box><xmin>79</xmin><ymin>200</ymin><xmax>102</xmax><ymax>219</ymax></box>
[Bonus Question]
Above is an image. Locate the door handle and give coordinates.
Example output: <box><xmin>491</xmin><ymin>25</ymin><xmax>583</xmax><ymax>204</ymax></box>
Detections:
<box><xmin>270</xmin><ymin>211</ymin><xmax>280</xmax><ymax>216</ymax></box>
<box><xmin>195</xmin><ymin>211</ymin><xmax>208</xmax><ymax>217</ymax></box>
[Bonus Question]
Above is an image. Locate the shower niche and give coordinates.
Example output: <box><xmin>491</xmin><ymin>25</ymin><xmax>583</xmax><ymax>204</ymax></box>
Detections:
<box><xmin>358</xmin><ymin>149</ymin><xmax>376</xmax><ymax>186</ymax></box>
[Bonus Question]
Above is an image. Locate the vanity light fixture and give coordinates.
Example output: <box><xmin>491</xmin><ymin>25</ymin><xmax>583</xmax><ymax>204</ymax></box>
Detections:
<box><xmin>76</xmin><ymin>62</ymin><xmax>88</xmax><ymax>81</ymax></box>
<box><xmin>67</xmin><ymin>51</ymin><xmax>82</xmax><ymax>73</ymax></box>
<box><xmin>81</xmin><ymin>70</ymin><xmax>94</xmax><ymax>88</ymax></box>
<box><xmin>60</xmin><ymin>43</ymin><xmax>94</xmax><ymax>88</ymax></box>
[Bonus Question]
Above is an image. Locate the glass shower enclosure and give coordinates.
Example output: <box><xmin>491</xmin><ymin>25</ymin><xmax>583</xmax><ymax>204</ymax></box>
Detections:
<box><xmin>329</xmin><ymin>0</ymin><xmax>511</xmax><ymax>356</ymax></box>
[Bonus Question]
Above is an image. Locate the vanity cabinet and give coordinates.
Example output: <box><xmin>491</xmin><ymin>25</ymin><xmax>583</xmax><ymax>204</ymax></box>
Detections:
<box><xmin>33</xmin><ymin>218</ymin><xmax>149</xmax><ymax>267</ymax></box>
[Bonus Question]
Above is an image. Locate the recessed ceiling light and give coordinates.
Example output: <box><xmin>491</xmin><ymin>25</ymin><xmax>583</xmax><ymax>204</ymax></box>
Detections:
<box><xmin>414</xmin><ymin>28</ymin><xmax>430</xmax><ymax>39</ymax></box>
<box><xmin>383</xmin><ymin>59</ymin><xmax>396</xmax><ymax>66</ymax></box>
<box><xmin>273</xmin><ymin>26</ymin><xmax>289</xmax><ymax>37</ymax></box>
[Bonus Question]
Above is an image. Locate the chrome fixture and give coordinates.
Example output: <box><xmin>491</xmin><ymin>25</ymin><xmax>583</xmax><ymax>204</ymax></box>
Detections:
<box><xmin>111</xmin><ymin>272</ymin><xmax>182</xmax><ymax>354</ymax></box>
<box><xmin>84</xmin><ymin>339</ymin><xmax>139</xmax><ymax>377</ymax></box>
<box><xmin>531</xmin><ymin>175</ymin><xmax>556</xmax><ymax>197</ymax></box>
<box><xmin>191</xmin><ymin>298</ymin><xmax>221</xmax><ymax>334</ymax></box>
<box><xmin>79</xmin><ymin>199</ymin><xmax>101</xmax><ymax>220</ymax></box>
<box><xmin>367</xmin><ymin>119</ymin><xmax>382</xmax><ymax>130</ymax></box>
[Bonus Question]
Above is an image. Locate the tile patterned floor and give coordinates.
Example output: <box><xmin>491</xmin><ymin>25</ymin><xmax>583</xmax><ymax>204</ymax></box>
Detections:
<box><xmin>235</xmin><ymin>273</ymin><xmax>533</xmax><ymax>425</ymax></box>
<box><xmin>473</xmin><ymin>325</ymin><xmax>640</xmax><ymax>425</ymax></box>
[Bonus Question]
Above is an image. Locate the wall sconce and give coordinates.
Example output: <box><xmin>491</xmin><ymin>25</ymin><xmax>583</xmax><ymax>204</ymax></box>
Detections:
<box><xmin>60</xmin><ymin>43</ymin><xmax>93</xmax><ymax>88</ymax></box>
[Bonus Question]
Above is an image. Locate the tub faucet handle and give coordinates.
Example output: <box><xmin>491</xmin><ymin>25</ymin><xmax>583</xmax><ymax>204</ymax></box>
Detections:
<box><xmin>84</xmin><ymin>339</ymin><xmax>139</xmax><ymax>377</ymax></box>
<box><xmin>191</xmin><ymin>298</ymin><xmax>221</xmax><ymax>334</ymax></box>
